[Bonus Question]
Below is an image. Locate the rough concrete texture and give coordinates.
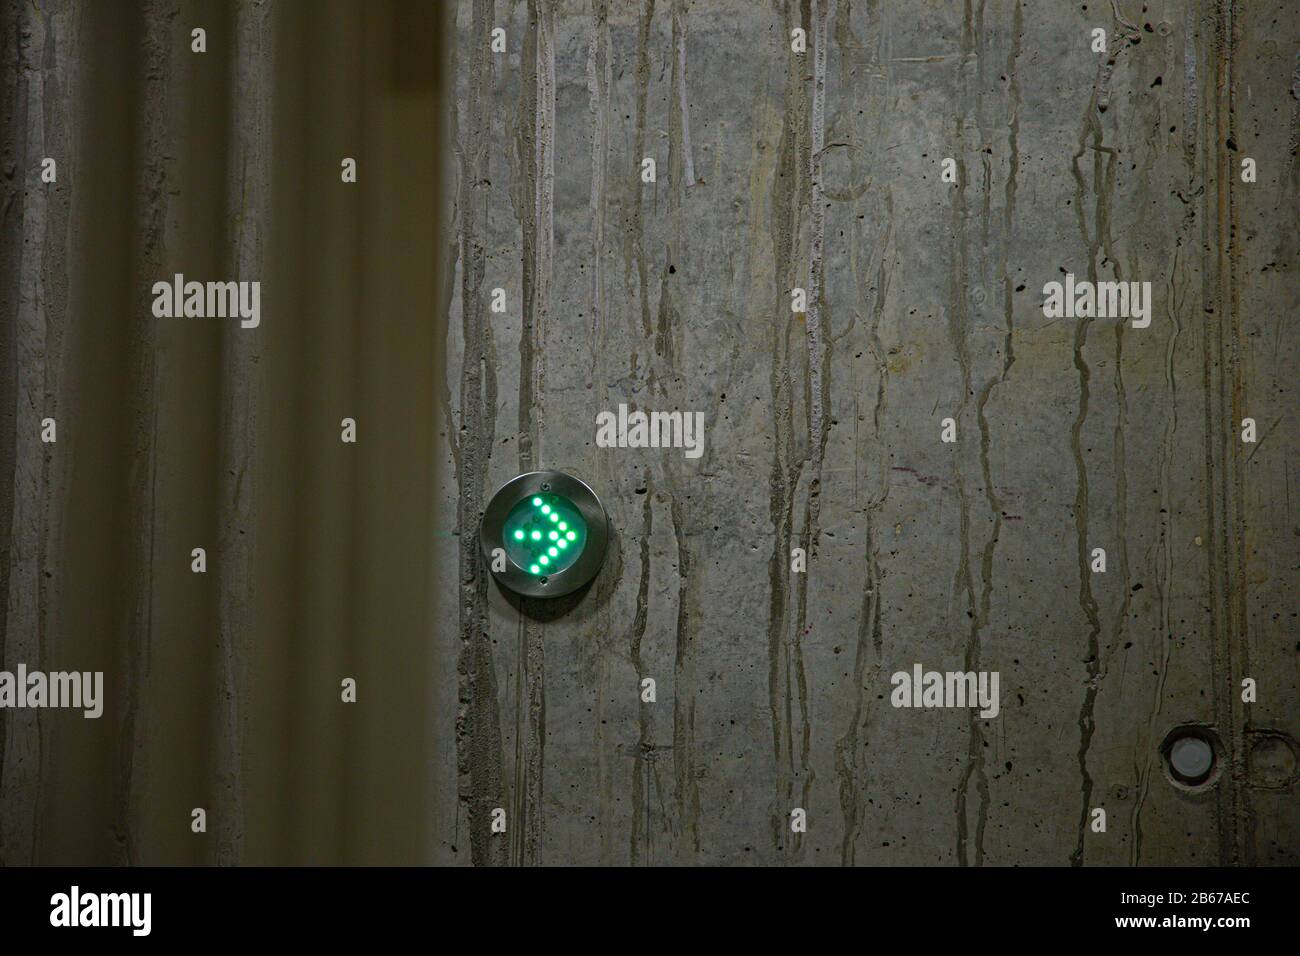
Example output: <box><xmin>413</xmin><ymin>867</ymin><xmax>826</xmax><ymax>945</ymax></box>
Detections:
<box><xmin>437</xmin><ymin>0</ymin><xmax>1297</xmax><ymax>866</ymax></box>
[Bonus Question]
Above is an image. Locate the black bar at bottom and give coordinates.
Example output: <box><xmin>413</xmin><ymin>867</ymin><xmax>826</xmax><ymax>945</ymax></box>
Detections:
<box><xmin>0</xmin><ymin>865</ymin><xmax>1280</xmax><ymax>942</ymax></box>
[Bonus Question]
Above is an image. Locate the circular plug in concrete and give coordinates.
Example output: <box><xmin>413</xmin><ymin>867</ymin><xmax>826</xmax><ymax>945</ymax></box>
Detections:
<box><xmin>1167</xmin><ymin>733</ymin><xmax>1215</xmax><ymax>785</ymax></box>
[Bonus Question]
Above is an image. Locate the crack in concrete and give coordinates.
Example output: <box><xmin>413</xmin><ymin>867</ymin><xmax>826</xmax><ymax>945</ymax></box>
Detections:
<box><xmin>453</xmin><ymin>0</ymin><xmax>507</xmax><ymax>869</ymax></box>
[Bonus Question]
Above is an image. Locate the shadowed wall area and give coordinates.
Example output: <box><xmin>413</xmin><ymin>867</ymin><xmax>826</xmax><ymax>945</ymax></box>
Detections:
<box><xmin>1</xmin><ymin>0</ymin><xmax>1296</xmax><ymax>869</ymax></box>
<box><xmin>0</xmin><ymin>0</ymin><xmax>447</xmax><ymax>865</ymax></box>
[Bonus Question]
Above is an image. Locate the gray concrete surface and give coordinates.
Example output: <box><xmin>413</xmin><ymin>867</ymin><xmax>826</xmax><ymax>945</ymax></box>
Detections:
<box><xmin>436</xmin><ymin>0</ymin><xmax>1298</xmax><ymax>865</ymax></box>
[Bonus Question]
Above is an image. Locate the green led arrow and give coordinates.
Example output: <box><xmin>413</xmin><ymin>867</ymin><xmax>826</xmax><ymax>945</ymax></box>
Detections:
<box><xmin>503</xmin><ymin>492</ymin><xmax>588</xmax><ymax>577</ymax></box>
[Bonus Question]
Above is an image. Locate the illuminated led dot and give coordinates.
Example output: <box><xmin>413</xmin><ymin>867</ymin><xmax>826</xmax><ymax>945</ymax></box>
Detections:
<box><xmin>549</xmin><ymin>513</ymin><xmax>559</xmax><ymax>522</ymax></box>
<box><xmin>532</xmin><ymin>497</ymin><xmax>542</xmax><ymax>506</ymax></box>
<box><xmin>513</xmin><ymin>529</ymin><xmax>525</xmax><ymax>541</ymax></box>
<box><xmin>566</xmin><ymin>531</ymin><xmax>576</xmax><ymax>541</ymax></box>
<box><xmin>546</xmin><ymin>546</ymin><xmax>557</xmax><ymax>557</ymax></box>
<box><xmin>557</xmin><ymin>539</ymin><xmax>567</xmax><ymax>549</ymax></box>
<box><xmin>558</xmin><ymin>521</ymin><xmax>568</xmax><ymax>531</ymax></box>
<box><xmin>531</xmin><ymin>530</ymin><xmax>542</xmax><ymax>541</ymax></box>
<box><xmin>529</xmin><ymin>564</ymin><xmax>540</xmax><ymax>574</ymax></box>
<box><xmin>548</xmin><ymin>531</ymin><xmax>558</xmax><ymax>541</ymax></box>
<box><xmin>539</xmin><ymin>555</ymin><xmax>549</xmax><ymax>566</ymax></box>
<box><xmin>541</xmin><ymin>504</ymin><xmax>551</xmax><ymax>514</ymax></box>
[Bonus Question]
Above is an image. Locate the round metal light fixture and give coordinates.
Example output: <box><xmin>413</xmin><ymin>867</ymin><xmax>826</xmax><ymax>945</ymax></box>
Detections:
<box><xmin>481</xmin><ymin>470</ymin><xmax>609</xmax><ymax>598</ymax></box>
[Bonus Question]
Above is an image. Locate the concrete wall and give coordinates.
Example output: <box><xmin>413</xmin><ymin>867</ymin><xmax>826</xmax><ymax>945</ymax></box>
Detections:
<box><xmin>0</xmin><ymin>0</ymin><xmax>1291</xmax><ymax>868</ymax></box>
<box><xmin>436</xmin><ymin>0</ymin><xmax>1298</xmax><ymax>865</ymax></box>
